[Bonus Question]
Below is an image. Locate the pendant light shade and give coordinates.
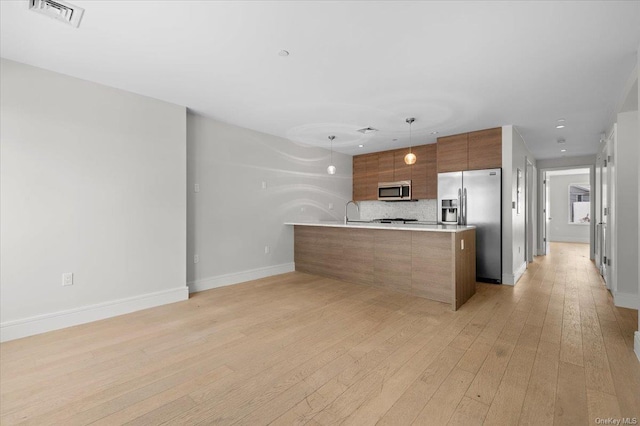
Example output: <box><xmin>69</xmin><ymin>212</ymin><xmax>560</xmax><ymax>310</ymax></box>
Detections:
<box><xmin>327</xmin><ymin>135</ymin><xmax>336</xmax><ymax>175</ymax></box>
<box><xmin>404</xmin><ymin>117</ymin><xmax>417</xmax><ymax>165</ymax></box>
<box><xmin>404</xmin><ymin>152</ymin><xmax>417</xmax><ymax>165</ymax></box>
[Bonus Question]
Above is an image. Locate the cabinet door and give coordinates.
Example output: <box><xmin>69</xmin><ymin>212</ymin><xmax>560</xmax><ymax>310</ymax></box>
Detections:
<box><xmin>410</xmin><ymin>145</ymin><xmax>428</xmax><ymax>199</ymax></box>
<box><xmin>352</xmin><ymin>155</ymin><xmax>367</xmax><ymax>201</ymax></box>
<box><xmin>364</xmin><ymin>154</ymin><xmax>379</xmax><ymax>200</ymax></box>
<box><xmin>394</xmin><ymin>149</ymin><xmax>412</xmax><ymax>182</ymax></box>
<box><xmin>468</xmin><ymin>127</ymin><xmax>502</xmax><ymax>170</ymax></box>
<box><xmin>424</xmin><ymin>144</ymin><xmax>438</xmax><ymax>199</ymax></box>
<box><xmin>437</xmin><ymin>133</ymin><xmax>468</xmax><ymax>173</ymax></box>
<box><xmin>410</xmin><ymin>145</ymin><xmax>437</xmax><ymax>200</ymax></box>
<box><xmin>377</xmin><ymin>150</ymin><xmax>394</xmax><ymax>184</ymax></box>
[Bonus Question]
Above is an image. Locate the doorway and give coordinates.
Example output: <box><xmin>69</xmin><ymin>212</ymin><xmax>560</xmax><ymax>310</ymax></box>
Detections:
<box><xmin>541</xmin><ymin>167</ymin><xmax>594</xmax><ymax>257</ymax></box>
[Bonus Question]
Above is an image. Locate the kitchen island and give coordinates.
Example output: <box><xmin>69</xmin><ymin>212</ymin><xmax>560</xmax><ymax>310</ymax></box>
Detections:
<box><xmin>286</xmin><ymin>221</ymin><xmax>476</xmax><ymax>310</ymax></box>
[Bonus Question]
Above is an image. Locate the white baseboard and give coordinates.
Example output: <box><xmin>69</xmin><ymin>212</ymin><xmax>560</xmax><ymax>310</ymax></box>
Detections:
<box><xmin>502</xmin><ymin>273</ymin><xmax>515</xmax><ymax>286</ymax></box>
<box><xmin>635</xmin><ymin>331</ymin><xmax>640</xmax><ymax>363</ymax></box>
<box><xmin>188</xmin><ymin>262</ymin><xmax>295</xmax><ymax>293</ymax></box>
<box><xmin>549</xmin><ymin>236</ymin><xmax>590</xmax><ymax>243</ymax></box>
<box><xmin>514</xmin><ymin>262</ymin><xmax>528</xmax><ymax>284</ymax></box>
<box><xmin>0</xmin><ymin>286</ymin><xmax>189</xmax><ymax>343</ymax></box>
<box><xmin>613</xmin><ymin>291</ymin><xmax>639</xmax><ymax>309</ymax></box>
<box><xmin>502</xmin><ymin>262</ymin><xmax>527</xmax><ymax>286</ymax></box>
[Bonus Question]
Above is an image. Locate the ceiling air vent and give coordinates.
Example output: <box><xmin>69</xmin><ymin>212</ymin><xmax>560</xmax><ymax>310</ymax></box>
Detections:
<box><xmin>357</xmin><ymin>127</ymin><xmax>378</xmax><ymax>134</ymax></box>
<box><xmin>29</xmin><ymin>0</ymin><xmax>84</xmax><ymax>28</ymax></box>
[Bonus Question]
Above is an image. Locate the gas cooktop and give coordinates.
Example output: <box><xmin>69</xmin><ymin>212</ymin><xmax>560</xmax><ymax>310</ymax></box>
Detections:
<box><xmin>371</xmin><ymin>218</ymin><xmax>418</xmax><ymax>223</ymax></box>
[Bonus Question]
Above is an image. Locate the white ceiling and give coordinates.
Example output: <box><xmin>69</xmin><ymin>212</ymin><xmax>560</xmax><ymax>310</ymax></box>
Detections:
<box><xmin>1</xmin><ymin>1</ymin><xmax>639</xmax><ymax>159</ymax></box>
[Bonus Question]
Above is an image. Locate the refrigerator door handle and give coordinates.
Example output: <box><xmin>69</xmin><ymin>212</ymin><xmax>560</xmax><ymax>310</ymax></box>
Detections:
<box><xmin>463</xmin><ymin>188</ymin><xmax>467</xmax><ymax>225</ymax></box>
<box><xmin>457</xmin><ymin>188</ymin><xmax>462</xmax><ymax>225</ymax></box>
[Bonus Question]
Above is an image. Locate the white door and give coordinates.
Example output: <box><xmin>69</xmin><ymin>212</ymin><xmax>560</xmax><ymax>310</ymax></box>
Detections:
<box><xmin>544</xmin><ymin>173</ymin><xmax>550</xmax><ymax>255</ymax></box>
<box><xmin>525</xmin><ymin>160</ymin><xmax>534</xmax><ymax>262</ymax></box>
<box><xmin>604</xmin><ymin>126</ymin><xmax>616</xmax><ymax>291</ymax></box>
<box><xmin>594</xmin><ymin>153</ymin><xmax>602</xmax><ymax>269</ymax></box>
<box><xmin>600</xmin><ymin>147</ymin><xmax>608</xmax><ymax>285</ymax></box>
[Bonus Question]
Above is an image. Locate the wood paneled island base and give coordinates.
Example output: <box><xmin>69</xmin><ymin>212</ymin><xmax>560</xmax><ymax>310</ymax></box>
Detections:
<box><xmin>293</xmin><ymin>225</ymin><xmax>476</xmax><ymax>310</ymax></box>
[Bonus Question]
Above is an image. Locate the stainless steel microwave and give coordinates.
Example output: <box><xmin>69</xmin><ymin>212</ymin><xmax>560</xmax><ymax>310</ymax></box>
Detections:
<box><xmin>378</xmin><ymin>181</ymin><xmax>411</xmax><ymax>201</ymax></box>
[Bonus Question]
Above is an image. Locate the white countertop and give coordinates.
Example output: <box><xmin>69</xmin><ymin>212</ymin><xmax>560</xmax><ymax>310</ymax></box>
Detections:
<box><xmin>285</xmin><ymin>221</ymin><xmax>475</xmax><ymax>233</ymax></box>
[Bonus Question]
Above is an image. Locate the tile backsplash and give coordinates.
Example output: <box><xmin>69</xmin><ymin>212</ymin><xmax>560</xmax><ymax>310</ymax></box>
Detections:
<box><xmin>357</xmin><ymin>199</ymin><xmax>438</xmax><ymax>222</ymax></box>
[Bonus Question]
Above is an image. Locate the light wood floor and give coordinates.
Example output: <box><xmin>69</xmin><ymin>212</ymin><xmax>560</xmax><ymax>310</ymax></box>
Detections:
<box><xmin>1</xmin><ymin>242</ymin><xmax>638</xmax><ymax>425</ymax></box>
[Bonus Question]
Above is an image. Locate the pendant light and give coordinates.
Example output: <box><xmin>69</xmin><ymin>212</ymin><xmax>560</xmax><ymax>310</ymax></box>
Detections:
<box><xmin>327</xmin><ymin>135</ymin><xmax>336</xmax><ymax>175</ymax></box>
<box><xmin>404</xmin><ymin>117</ymin><xmax>417</xmax><ymax>165</ymax></box>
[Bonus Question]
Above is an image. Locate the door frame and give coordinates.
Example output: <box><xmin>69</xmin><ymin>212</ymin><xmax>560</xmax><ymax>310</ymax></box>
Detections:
<box><xmin>536</xmin><ymin>164</ymin><xmax>596</xmax><ymax>258</ymax></box>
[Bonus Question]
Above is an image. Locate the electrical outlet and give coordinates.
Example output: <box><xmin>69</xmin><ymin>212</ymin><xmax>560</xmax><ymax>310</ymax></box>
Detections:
<box><xmin>62</xmin><ymin>272</ymin><xmax>73</xmax><ymax>286</ymax></box>
<box><xmin>328</xmin><ymin>203</ymin><xmax>333</xmax><ymax>210</ymax></box>
<box><xmin>264</xmin><ymin>245</ymin><xmax>270</xmax><ymax>254</ymax></box>
<box><xmin>194</xmin><ymin>254</ymin><xmax>199</xmax><ymax>264</ymax></box>
<box><xmin>194</xmin><ymin>183</ymin><xmax>200</xmax><ymax>193</ymax></box>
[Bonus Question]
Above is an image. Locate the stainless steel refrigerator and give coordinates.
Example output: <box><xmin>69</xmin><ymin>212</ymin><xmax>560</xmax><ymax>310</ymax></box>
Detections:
<box><xmin>438</xmin><ymin>168</ymin><xmax>502</xmax><ymax>283</ymax></box>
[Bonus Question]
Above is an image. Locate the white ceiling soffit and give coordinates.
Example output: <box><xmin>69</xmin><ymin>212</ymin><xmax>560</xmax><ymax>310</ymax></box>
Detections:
<box><xmin>1</xmin><ymin>1</ymin><xmax>639</xmax><ymax>159</ymax></box>
<box><xmin>547</xmin><ymin>168</ymin><xmax>591</xmax><ymax>177</ymax></box>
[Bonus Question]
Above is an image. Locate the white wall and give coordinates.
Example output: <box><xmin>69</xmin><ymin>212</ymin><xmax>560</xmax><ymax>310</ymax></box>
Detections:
<box><xmin>614</xmin><ymin>110</ymin><xmax>639</xmax><ymax>307</ymax></box>
<box><xmin>636</xmin><ymin>47</ymin><xmax>640</xmax><ymax>361</ymax></box>
<box><xmin>0</xmin><ymin>59</ymin><xmax>188</xmax><ymax>341</ymax></box>
<box><xmin>187</xmin><ymin>113</ymin><xmax>352</xmax><ymax>291</ymax></box>
<box><xmin>502</xmin><ymin>125</ymin><xmax>535</xmax><ymax>285</ymax></box>
<box><xmin>548</xmin><ymin>173</ymin><xmax>591</xmax><ymax>243</ymax></box>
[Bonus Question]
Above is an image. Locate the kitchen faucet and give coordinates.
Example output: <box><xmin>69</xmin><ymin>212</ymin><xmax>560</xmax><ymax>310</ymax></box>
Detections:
<box><xmin>344</xmin><ymin>200</ymin><xmax>359</xmax><ymax>224</ymax></box>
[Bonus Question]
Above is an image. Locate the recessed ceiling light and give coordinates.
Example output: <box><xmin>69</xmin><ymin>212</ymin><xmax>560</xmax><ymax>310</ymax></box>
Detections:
<box><xmin>557</xmin><ymin>138</ymin><xmax>566</xmax><ymax>144</ymax></box>
<box><xmin>357</xmin><ymin>127</ymin><xmax>378</xmax><ymax>134</ymax></box>
<box><xmin>556</xmin><ymin>124</ymin><xmax>565</xmax><ymax>129</ymax></box>
<box><xmin>392</xmin><ymin>139</ymin><xmax>398</xmax><ymax>142</ymax></box>
<box><xmin>430</xmin><ymin>131</ymin><xmax>439</xmax><ymax>135</ymax></box>
<box><xmin>29</xmin><ymin>0</ymin><xmax>84</xmax><ymax>28</ymax></box>
<box><xmin>556</xmin><ymin>119</ymin><xmax>566</xmax><ymax>129</ymax></box>
<box><xmin>358</xmin><ymin>144</ymin><xmax>364</xmax><ymax>148</ymax></box>
<box><xmin>278</xmin><ymin>50</ymin><xmax>290</xmax><ymax>57</ymax></box>
<box><xmin>561</xmin><ymin>149</ymin><xmax>567</xmax><ymax>152</ymax></box>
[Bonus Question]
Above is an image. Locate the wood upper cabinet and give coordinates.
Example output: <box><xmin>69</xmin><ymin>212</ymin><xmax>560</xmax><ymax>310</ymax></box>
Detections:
<box><xmin>353</xmin><ymin>153</ymin><xmax>379</xmax><ymax>201</ymax></box>
<box><xmin>467</xmin><ymin>127</ymin><xmax>502</xmax><ymax>170</ymax></box>
<box><xmin>437</xmin><ymin>133</ymin><xmax>468</xmax><ymax>173</ymax></box>
<box><xmin>352</xmin><ymin>155</ymin><xmax>367</xmax><ymax>201</ymax></box>
<box><xmin>364</xmin><ymin>154</ymin><xmax>378</xmax><ymax>200</ymax></box>
<box><xmin>424</xmin><ymin>144</ymin><xmax>438</xmax><ymax>199</ymax></box>
<box><xmin>437</xmin><ymin>127</ymin><xmax>502</xmax><ymax>173</ymax></box>
<box><xmin>352</xmin><ymin>144</ymin><xmax>438</xmax><ymax>201</ymax></box>
<box><xmin>377</xmin><ymin>150</ymin><xmax>394</xmax><ymax>183</ymax></box>
<box><xmin>409</xmin><ymin>144</ymin><xmax>437</xmax><ymax>200</ymax></box>
<box><xmin>393</xmin><ymin>149</ymin><xmax>412</xmax><ymax>182</ymax></box>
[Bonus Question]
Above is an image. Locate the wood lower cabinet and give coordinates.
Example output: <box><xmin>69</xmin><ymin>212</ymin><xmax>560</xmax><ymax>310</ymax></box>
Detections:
<box><xmin>437</xmin><ymin>133</ymin><xmax>469</xmax><ymax>173</ymax></box>
<box><xmin>293</xmin><ymin>225</ymin><xmax>477</xmax><ymax>310</ymax></box>
<box><xmin>468</xmin><ymin>127</ymin><xmax>502</xmax><ymax>170</ymax></box>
